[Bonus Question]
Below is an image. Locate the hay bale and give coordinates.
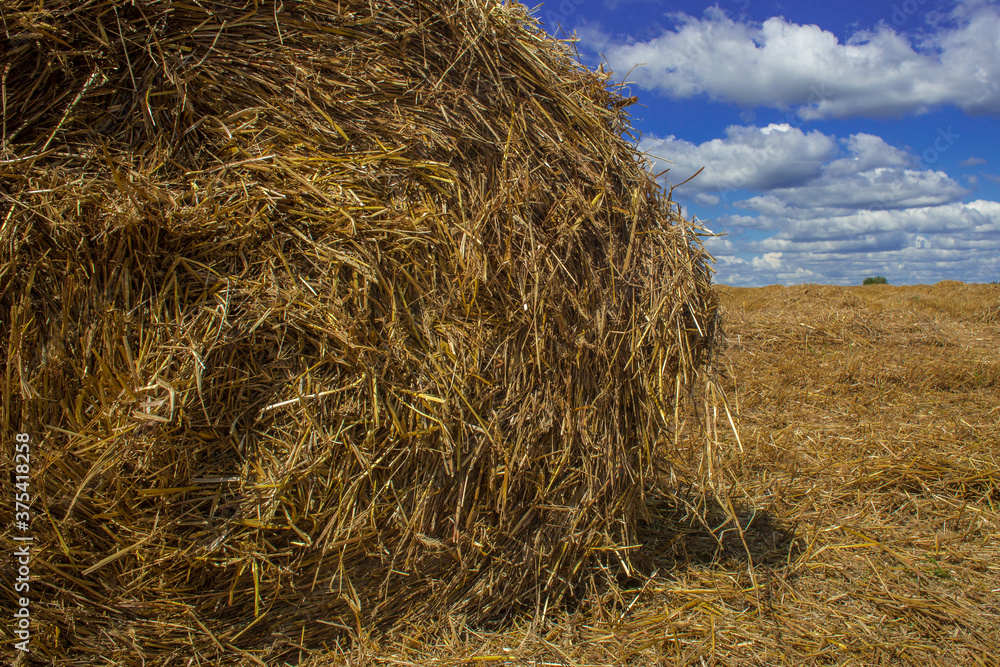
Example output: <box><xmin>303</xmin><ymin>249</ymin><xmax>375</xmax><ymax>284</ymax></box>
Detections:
<box><xmin>0</xmin><ymin>0</ymin><xmax>718</xmax><ymax>662</ymax></box>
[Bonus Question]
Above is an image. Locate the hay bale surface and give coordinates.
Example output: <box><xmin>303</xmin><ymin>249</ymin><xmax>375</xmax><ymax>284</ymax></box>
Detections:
<box><xmin>1</xmin><ymin>0</ymin><xmax>717</xmax><ymax>662</ymax></box>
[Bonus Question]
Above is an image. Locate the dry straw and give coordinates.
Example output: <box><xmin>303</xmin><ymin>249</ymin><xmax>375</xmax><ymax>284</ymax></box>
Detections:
<box><xmin>0</xmin><ymin>0</ymin><xmax>719</xmax><ymax>663</ymax></box>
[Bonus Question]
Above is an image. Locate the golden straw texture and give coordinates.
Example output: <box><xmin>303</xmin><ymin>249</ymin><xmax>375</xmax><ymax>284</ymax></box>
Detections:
<box><xmin>0</xmin><ymin>1</ymin><xmax>718</xmax><ymax>663</ymax></box>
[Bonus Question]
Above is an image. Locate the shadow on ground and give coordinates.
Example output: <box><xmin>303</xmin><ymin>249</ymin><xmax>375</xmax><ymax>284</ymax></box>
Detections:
<box><xmin>631</xmin><ymin>493</ymin><xmax>803</xmax><ymax>577</ymax></box>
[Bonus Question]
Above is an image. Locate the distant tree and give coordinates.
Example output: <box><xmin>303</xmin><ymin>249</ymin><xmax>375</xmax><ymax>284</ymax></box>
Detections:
<box><xmin>863</xmin><ymin>276</ymin><xmax>888</xmax><ymax>285</ymax></box>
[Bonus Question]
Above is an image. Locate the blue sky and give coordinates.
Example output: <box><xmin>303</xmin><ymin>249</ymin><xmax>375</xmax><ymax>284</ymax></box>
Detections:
<box><xmin>531</xmin><ymin>0</ymin><xmax>1000</xmax><ymax>285</ymax></box>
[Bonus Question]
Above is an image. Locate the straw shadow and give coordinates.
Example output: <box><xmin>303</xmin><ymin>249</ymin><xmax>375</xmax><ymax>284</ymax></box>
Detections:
<box><xmin>631</xmin><ymin>493</ymin><xmax>802</xmax><ymax>577</ymax></box>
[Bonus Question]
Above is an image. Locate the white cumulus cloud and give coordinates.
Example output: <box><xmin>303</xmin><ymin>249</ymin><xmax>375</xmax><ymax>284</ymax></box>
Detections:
<box><xmin>665</xmin><ymin>125</ymin><xmax>1000</xmax><ymax>286</ymax></box>
<box><xmin>713</xmin><ymin>201</ymin><xmax>1000</xmax><ymax>285</ymax></box>
<box><xmin>596</xmin><ymin>3</ymin><xmax>1000</xmax><ymax>119</ymax></box>
<box><xmin>639</xmin><ymin>123</ymin><xmax>837</xmax><ymax>192</ymax></box>
<box><xmin>742</xmin><ymin>168</ymin><xmax>968</xmax><ymax>213</ymax></box>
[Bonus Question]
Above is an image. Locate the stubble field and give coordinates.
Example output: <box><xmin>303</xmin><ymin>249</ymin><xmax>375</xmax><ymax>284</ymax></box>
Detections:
<box><xmin>325</xmin><ymin>281</ymin><xmax>1000</xmax><ymax>667</ymax></box>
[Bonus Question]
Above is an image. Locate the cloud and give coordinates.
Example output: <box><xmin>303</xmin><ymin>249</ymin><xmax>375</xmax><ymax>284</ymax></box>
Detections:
<box><xmin>753</xmin><ymin>200</ymin><xmax>1000</xmax><ymax>245</ymax></box>
<box><xmin>639</xmin><ymin>123</ymin><xmax>837</xmax><ymax>192</ymax></box>
<box><xmin>752</xmin><ymin>252</ymin><xmax>785</xmax><ymax>271</ymax></box>
<box><xmin>742</xmin><ymin>168</ymin><xmax>968</xmax><ymax>213</ymax></box>
<box><xmin>738</xmin><ymin>130</ymin><xmax>968</xmax><ymax>214</ymax></box>
<box><xmin>644</xmin><ymin>126</ymin><xmax>968</xmax><ymax>210</ymax></box>
<box><xmin>712</xmin><ymin>201</ymin><xmax>1000</xmax><ymax>286</ymax></box>
<box><xmin>823</xmin><ymin>133</ymin><xmax>913</xmax><ymax>175</ymax></box>
<box><xmin>960</xmin><ymin>157</ymin><xmax>988</xmax><ymax>166</ymax></box>
<box><xmin>670</xmin><ymin>125</ymin><xmax>1000</xmax><ymax>286</ymax></box>
<box><xmin>596</xmin><ymin>4</ymin><xmax>1000</xmax><ymax>119</ymax></box>
<box><xmin>744</xmin><ymin>252</ymin><xmax>818</xmax><ymax>283</ymax></box>
<box><xmin>642</xmin><ymin>122</ymin><xmax>1000</xmax><ymax>287</ymax></box>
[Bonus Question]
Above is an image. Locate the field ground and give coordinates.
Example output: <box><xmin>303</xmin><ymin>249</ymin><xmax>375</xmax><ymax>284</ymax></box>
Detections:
<box><xmin>315</xmin><ymin>282</ymin><xmax>1000</xmax><ymax>667</ymax></box>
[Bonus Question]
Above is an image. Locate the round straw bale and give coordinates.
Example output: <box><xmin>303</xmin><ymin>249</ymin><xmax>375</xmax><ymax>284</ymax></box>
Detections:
<box><xmin>0</xmin><ymin>0</ymin><xmax>719</xmax><ymax>662</ymax></box>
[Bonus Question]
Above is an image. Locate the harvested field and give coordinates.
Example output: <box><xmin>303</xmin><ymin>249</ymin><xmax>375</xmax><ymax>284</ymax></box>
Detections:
<box><xmin>308</xmin><ymin>282</ymin><xmax>1000</xmax><ymax>666</ymax></box>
